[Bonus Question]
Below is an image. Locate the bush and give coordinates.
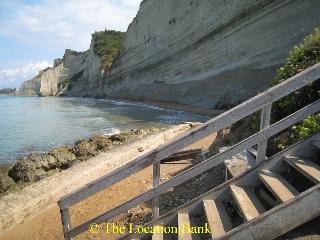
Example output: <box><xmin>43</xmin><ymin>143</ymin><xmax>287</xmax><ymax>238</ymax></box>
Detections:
<box><xmin>269</xmin><ymin>27</ymin><xmax>320</xmax><ymax>153</ymax></box>
<box><xmin>92</xmin><ymin>30</ymin><xmax>125</xmax><ymax>70</ymax></box>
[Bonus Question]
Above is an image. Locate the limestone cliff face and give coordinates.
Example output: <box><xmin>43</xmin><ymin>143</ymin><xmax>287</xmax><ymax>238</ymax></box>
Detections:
<box><xmin>18</xmin><ymin>0</ymin><xmax>320</xmax><ymax>109</ymax></box>
<box><xmin>17</xmin><ymin>42</ymin><xmax>102</xmax><ymax>97</ymax></box>
<box><xmin>100</xmin><ymin>0</ymin><xmax>320</xmax><ymax>109</ymax></box>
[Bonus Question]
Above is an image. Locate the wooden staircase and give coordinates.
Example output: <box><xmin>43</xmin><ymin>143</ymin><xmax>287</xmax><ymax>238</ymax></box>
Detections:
<box><xmin>123</xmin><ymin>137</ymin><xmax>320</xmax><ymax>240</ymax></box>
<box><xmin>58</xmin><ymin>63</ymin><xmax>320</xmax><ymax>240</ymax></box>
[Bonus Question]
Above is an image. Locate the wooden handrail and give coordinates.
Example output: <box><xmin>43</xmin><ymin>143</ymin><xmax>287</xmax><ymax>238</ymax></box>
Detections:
<box><xmin>65</xmin><ymin>100</ymin><xmax>320</xmax><ymax>239</ymax></box>
<box><xmin>59</xmin><ymin>63</ymin><xmax>320</xmax><ymax>239</ymax></box>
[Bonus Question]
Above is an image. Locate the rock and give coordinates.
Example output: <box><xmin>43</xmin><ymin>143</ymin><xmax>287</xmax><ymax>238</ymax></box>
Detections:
<box><xmin>49</xmin><ymin>148</ymin><xmax>76</xmax><ymax>166</ymax></box>
<box><xmin>34</xmin><ymin>169</ymin><xmax>47</xmax><ymax>181</ymax></box>
<box><xmin>109</xmin><ymin>133</ymin><xmax>127</xmax><ymax>142</ymax></box>
<box><xmin>9</xmin><ymin>158</ymin><xmax>37</xmax><ymax>182</ymax></box>
<box><xmin>0</xmin><ymin>174</ymin><xmax>15</xmax><ymax>193</ymax></box>
<box><xmin>89</xmin><ymin>135</ymin><xmax>112</xmax><ymax>151</ymax></box>
<box><xmin>73</xmin><ymin>140</ymin><xmax>98</xmax><ymax>160</ymax></box>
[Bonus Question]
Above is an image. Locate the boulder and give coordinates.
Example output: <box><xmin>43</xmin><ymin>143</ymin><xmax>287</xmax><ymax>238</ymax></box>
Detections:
<box><xmin>0</xmin><ymin>174</ymin><xmax>15</xmax><ymax>193</ymax></box>
<box><xmin>9</xmin><ymin>158</ymin><xmax>37</xmax><ymax>182</ymax></box>
<box><xmin>88</xmin><ymin>135</ymin><xmax>112</xmax><ymax>151</ymax></box>
<box><xmin>73</xmin><ymin>140</ymin><xmax>98</xmax><ymax>161</ymax></box>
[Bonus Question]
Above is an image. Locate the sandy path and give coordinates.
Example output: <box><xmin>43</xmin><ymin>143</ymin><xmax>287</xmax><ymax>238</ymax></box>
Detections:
<box><xmin>1</xmin><ymin>161</ymin><xmax>193</xmax><ymax>240</ymax></box>
<box><xmin>0</xmin><ymin>125</ymin><xmax>217</xmax><ymax>240</ymax></box>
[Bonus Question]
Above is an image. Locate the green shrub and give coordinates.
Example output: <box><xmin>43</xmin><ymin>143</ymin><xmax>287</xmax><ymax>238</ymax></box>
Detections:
<box><xmin>92</xmin><ymin>30</ymin><xmax>125</xmax><ymax>70</ymax></box>
<box><xmin>269</xmin><ymin>27</ymin><xmax>320</xmax><ymax>153</ymax></box>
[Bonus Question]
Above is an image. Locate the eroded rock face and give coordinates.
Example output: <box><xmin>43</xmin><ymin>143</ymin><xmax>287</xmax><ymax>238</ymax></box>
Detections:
<box><xmin>17</xmin><ymin>48</ymin><xmax>95</xmax><ymax>97</ymax></box>
<box><xmin>17</xmin><ymin>1</ymin><xmax>320</xmax><ymax>109</ymax></box>
<box><xmin>101</xmin><ymin>0</ymin><xmax>320</xmax><ymax>109</ymax></box>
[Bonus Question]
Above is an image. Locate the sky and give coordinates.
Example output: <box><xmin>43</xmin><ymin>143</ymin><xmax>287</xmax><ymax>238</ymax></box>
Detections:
<box><xmin>0</xmin><ymin>0</ymin><xmax>141</xmax><ymax>88</ymax></box>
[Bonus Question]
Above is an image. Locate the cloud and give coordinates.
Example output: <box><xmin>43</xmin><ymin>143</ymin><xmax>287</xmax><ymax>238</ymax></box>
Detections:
<box><xmin>0</xmin><ymin>61</ymin><xmax>52</xmax><ymax>88</ymax></box>
<box><xmin>0</xmin><ymin>0</ymin><xmax>141</xmax><ymax>51</ymax></box>
<box><xmin>0</xmin><ymin>0</ymin><xmax>141</xmax><ymax>87</ymax></box>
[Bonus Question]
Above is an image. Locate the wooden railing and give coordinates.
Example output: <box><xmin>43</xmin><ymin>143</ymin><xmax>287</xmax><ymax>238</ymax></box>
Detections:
<box><xmin>58</xmin><ymin>63</ymin><xmax>320</xmax><ymax>240</ymax></box>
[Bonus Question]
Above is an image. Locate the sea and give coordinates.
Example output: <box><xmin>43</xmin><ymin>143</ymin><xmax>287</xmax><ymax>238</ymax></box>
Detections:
<box><xmin>0</xmin><ymin>96</ymin><xmax>210</xmax><ymax>165</ymax></box>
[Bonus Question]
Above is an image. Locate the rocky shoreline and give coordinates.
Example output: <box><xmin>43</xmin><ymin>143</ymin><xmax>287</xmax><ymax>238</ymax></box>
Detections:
<box><xmin>0</xmin><ymin>128</ymin><xmax>165</xmax><ymax>196</ymax></box>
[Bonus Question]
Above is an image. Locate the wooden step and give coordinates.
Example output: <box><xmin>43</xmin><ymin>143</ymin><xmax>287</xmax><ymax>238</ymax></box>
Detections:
<box><xmin>284</xmin><ymin>156</ymin><xmax>320</xmax><ymax>184</ymax></box>
<box><xmin>312</xmin><ymin>140</ymin><xmax>320</xmax><ymax>149</ymax></box>
<box><xmin>178</xmin><ymin>212</ymin><xmax>192</xmax><ymax>240</ymax></box>
<box><xmin>203</xmin><ymin>198</ymin><xmax>232</xmax><ymax>238</ymax></box>
<box><xmin>259</xmin><ymin>170</ymin><xmax>298</xmax><ymax>202</ymax></box>
<box><xmin>152</xmin><ymin>225</ymin><xmax>163</xmax><ymax>240</ymax></box>
<box><xmin>230</xmin><ymin>185</ymin><xmax>265</xmax><ymax>222</ymax></box>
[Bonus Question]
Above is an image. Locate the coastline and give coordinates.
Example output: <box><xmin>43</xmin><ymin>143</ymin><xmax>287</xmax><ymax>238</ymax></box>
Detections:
<box><xmin>0</xmin><ymin>96</ymin><xmax>210</xmax><ymax>165</ymax></box>
<box><xmin>7</xmin><ymin>94</ymin><xmax>224</xmax><ymax>117</ymax></box>
<box><xmin>0</xmin><ymin>127</ymin><xmax>169</xmax><ymax>197</ymax></box>
<box><xmin>0</xmin><ymin>123</ymin><xmax>218</xmax><ymax>239</ymax></box>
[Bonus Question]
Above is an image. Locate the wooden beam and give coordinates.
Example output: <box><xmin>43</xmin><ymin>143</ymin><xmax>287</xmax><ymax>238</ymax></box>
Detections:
<box><xmin>218</xmin><ymin>185</ymin><xmax>320</xmax><ymax>240</ymax></box>
<box><xmin>59</xmin><ymin>63</ymin><xmax>320</xmax><ymax>210</ymax></box>
<box><xmin>161</xmin><ymin>148</ymin><xmax>202</xmax><ymax>163</ymax></box>
<box><xmin>257</xmin><ymin>104</ymin><xmax>272</xmax><ymax>163</ymax></box>
<box><xmin>152</xmin><ymin>161</ymin><xmax>160</xmax><ymax>220</ymax></box>
<box><xmin>65</xmin><ymin>100</ymin><xmax>320</xmax><ymax>239</ymax></box>
<box><xmin>60</xmin><ymin>208</ymin><xmax>72</xmax><ymax>240</ymax></box>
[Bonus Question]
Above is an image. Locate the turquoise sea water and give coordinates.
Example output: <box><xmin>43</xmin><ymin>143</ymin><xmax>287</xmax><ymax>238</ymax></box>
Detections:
<box><xmin>0</xmin><ymin>96</ymin><xmax>209</xmax><ymax>165</ymax></box>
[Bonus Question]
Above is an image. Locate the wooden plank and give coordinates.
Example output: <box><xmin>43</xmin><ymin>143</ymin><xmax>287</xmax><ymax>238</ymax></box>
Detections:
<box><xmin>259</xmin><ymin>170</ymin><xmax>298</xmax><ymax>202</ymax></box>
<box><xmin>60</xmin><ymin>208</ymin><xmax>72</xmax><ymax>240</ymax></box>
<box><xmin>218</xmin><ymin>185</ymin><xmax>320</xmax><ymax>240</ymax></box>
<box><xmin>312</xmin><ymin>140</ymin><xmax>320</xmax><ymax>149</ymax></box>
<box><xmin>230</xmin><ymin>185</ymin><xmax>265</xmax><ymax>221</ymax></box>
<box><xmin>284</xmin><ymin>156</ymin><xmax>320</xmax><ymax>184</ymax></box>
<box><xmin>178</xmin><ymin>212</ymin><xmax>192</xmax><ymax>240</ymax></box>
<box><xmin>203</xmin><ymin>199</ymin><xmax>232</xmax><ymax>238</ymax></box>
<box><xmin>64</xmin><ymin>100</ymin><xmax>320</xmax><ymax>239</ymax></box>
<box><xmin>59</xmin><ymin>64</ymin><xmax>320</xmax><ymax>209</ymax></box>
<box><xmin>257</xmin><ymin>104</ymin><xmax>272</xmax><ymax>163</ymax></box>
<box><xmin>152</xmin><ymin>161</ymin><xmax>160</xmax><ymax>220</ymax></box>
<box><xmin>161</xmin><ymin>148</ymin><xmax>202</xmax><ymax>163</ymax></box>
<box><xmin>152</xmin><ymin>225</ymin><xmax>163</xmax><ymax>240</ymax></box>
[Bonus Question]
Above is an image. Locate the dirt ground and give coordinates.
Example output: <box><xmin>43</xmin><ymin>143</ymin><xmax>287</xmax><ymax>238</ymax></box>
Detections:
<box><xmin>1</xmin><ymin>160</ymin><xmax>193</xmax><ymax>240</ymax></box>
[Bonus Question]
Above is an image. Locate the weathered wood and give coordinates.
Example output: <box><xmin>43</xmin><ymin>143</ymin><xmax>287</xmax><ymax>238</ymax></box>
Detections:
<box><xmin>60</xmin><ymin>208</ymin><xmax>72</xmax><ymax>240</ymax></box>
<box><xmin>218</xmin><ymin>185</ymin><xmax>320</xmax><ymax>240</ymax></box>
<box><xmin>152</xmin><ymin>161</ymin><xmax>160</xmax><ymax>220</ymax></box>
<box><xmin>178</xmin><ymin>212</ymin><xmax>192</xmax><ymax>240</ymax></box>
<box><xmin>152</xmin><ymin>225</ymin><xmax>163</xmax><ymax>240</ymax></box>
<box><xmin>118</xmin><ymin>136</ymin><xmax>320</xmax><ymax>240</ymax></box>
<box><xmin>161</xmin><ymin>148</ymin><xmax>202</xmax><ymax>163</ymax></box>
<box><xmin>312</xmin><ymin>140</ymin><xmax>320</xmax><ymax>149</ymax></box>
<box><xmin>284</xmin><ymin>156</ymin><xmax>320</xmax><ymax>184</ymax></box>
<box><xmin>230</xmin><ymin>185</ymin><xmax>265</xmax><ymax>221</ymax></box>
<box><xmin>59</xmin><ymin>63</ymin><xmax>320</xmax><ymax>210</ymax></box>
<box><xmin>65</xmin><ymin>100</ymin><xmax>320</xmax><ymax>238</ymax></box>
<box><xmin>259</xmin><ymin>170</ymin><xmax>298</xmax><ymax>203</ymax></box>
<box><xmin>203</xmin><ymin>199</ymin><xmax>232</xmax><ymax>238</ymax></box>
<box><xmin>257</xmin><ymin>104</ymin><xmax>272</xmax><ymax>163</ymax></box>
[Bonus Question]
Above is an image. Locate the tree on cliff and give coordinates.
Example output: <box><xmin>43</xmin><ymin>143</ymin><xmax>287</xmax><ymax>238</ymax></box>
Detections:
<box><xmin>92</xmin><ymin>30</ymin><xmax>125</xmax><ymax>70</ymax></box>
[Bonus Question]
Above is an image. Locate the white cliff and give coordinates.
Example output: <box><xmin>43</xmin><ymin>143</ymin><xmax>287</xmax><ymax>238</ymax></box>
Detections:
<box><xmin>18</xmin><ymin>0</ymin><xmax>320</xmax><ymax>109</ymax></box>
<box><xmin>101</xmin><ymin>0</ymin><xmax>320</xmax><ymax>109</ymax></box>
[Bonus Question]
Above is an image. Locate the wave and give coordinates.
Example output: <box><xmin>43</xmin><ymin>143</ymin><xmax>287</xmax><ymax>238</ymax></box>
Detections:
<box><xmin>102</xmin><ymin>128</ymin><xmax>121</xmax><ymax>136</ymax></box>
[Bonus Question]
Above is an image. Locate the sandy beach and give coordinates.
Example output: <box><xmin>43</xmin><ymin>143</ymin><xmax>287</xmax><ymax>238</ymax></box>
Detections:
<box><xmin>0</xmin><ymin>124</ymin><xmax>218</xmax><ymax>240</ymax></box>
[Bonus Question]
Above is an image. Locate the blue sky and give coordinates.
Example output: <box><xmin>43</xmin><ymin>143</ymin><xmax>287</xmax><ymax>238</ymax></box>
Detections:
<box><xmin>0</xmin><ymin>0</ymin><xmax>141</xmax><ymax>88</ymax></box>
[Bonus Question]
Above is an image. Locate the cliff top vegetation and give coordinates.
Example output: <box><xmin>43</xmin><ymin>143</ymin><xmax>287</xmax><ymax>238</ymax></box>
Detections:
<box><xmin>92</xmin><ymin>30</ymin><xmax>125</xmax><ymax>70</ymax></box>
<box><xmin>269</xmin><ymin>27</ymin><xmax>320</xmax><ymax>152</ymax></box>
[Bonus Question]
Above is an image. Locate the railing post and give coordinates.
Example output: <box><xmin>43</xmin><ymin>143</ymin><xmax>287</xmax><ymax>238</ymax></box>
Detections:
<box><xmin>152</xmin><ymin>161</ymin><xmax>160</xmax><ymax>220</ymax></box>
<box><xmin>256</xmin><ymin>104</ymin><xmax>272</xmax><ymax>163</ymax></box>
<box><xmin>60</xmin><ymin>207</ymin><xmax>72</xmax><ymax>240</ymax></box>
